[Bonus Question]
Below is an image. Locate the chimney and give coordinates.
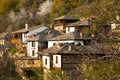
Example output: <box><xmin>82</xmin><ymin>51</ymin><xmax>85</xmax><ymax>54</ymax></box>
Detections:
<box><xmin>80</xmin><ymin>32</ymin><xmax>83</xmax><ymax>38</ymax></box>
<box><xmin>25</xmin><ymin>24</ymin><xmax>28</xmax><ymax>30</ymax></box>
<box><xmin>116</xmin><ymin>15</ymin><xmax>120</xmax><ymax>21</ymax></box>
<box><xmin>68</xmin><ymin>45</ymin><xmax>71</xmax><ymax>51</ymax></box>
<box><xmin>91</xmin><ymin>33</ymin><xmax>94</xmax><ymax>37</ymax></box>
<box><xmin>57</xmin><ymin>43</ymin><xmax>60</xmax><ymax>48</ymax></box>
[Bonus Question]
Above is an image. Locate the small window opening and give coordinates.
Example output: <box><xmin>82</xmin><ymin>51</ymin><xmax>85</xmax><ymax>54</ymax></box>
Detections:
<box><xmin>56</xmin><ymin>56</ymin><xmax>58</xmax><ymax>64</ymax></box>
<box><xmin>45</xmin><ymin>58</ymin><xmax>47</xmax><ymax>65</ymax></box>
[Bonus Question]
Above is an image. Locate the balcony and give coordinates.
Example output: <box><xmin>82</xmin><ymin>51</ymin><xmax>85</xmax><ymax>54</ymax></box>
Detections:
<box><xmin>11</xmin><ymin>38</ymin><xmax>21</xmax><ymax>44</ymax></box>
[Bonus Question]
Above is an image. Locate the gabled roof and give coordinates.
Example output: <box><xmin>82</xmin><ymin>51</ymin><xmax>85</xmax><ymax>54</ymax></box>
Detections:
<box><xmin>40</xmin><ymin>43</ymin><xmax>118</xmax><ymax>55</ymax></box>
<box><xmin>50</xmin><ymin>32</ymin><xmax>92</xmax><ymax>41</ymax></box>
<box><xmin>28</xmin><ymin>26</ymin><xmax>48</xmax><ymax>36</ymax></box>
<box><xmin>11</xmin><ymin>25</ymin><xmax>46</xmax><ymax>34</ymax></box>
<box><xmin>54</xmin><ymin>15</ymin><xmax>79</xmax><ymax>21</ymax></box>
<box><xmin>28</xmin><ymin>28</ymin><xmax>61</xmax><ymax>41</ymax></box>
<box><xmin>12</xmin><ymin>28</ymin><xmax>29</xmax><ymax>34</ymax></box>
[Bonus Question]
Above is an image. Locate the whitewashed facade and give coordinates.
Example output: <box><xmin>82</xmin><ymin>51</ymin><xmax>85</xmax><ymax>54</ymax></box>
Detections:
<box><xmin>42</xmin><ymin>56</ymin><xmax>50</xmax><ymax>69</ymax></box>
<box><xmin>22</xmin><ymin>33</ymin><xmax>29</xmax><ymax>43</ymax></box>
<box><xmin>66</xmin><ymin>27</ymin><xmax>75</xmax><ymax>33</ymax></box>
<box><xmin>53</xmin><ymin>55</ymin><xmax>61</xmax><ymax>68</ymax></box>
<box><xmin>48</xmin><ymin>40</ymin><xmax>84</xmax><ymax>48</ymax></box>
<box><xmin>27</xmin><ymin>41</ymin><xmax>38</xmax><ymax>57</ymax></box>
<box><xmin>27</xmin><ymin>26</ymin><xmax>48</xmax><ymax>57</ymax></box>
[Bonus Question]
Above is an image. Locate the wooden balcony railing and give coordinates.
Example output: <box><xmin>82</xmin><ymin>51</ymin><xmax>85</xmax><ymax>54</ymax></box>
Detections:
<box><xmin>11</xmin><ymin>38</ymin><xmax>21</xmax><ymax>44</ymax></box>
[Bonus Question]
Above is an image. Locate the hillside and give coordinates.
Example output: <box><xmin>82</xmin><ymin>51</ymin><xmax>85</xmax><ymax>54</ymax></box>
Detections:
<box><xmin>0</xmin><ymin>0</ymin><xmax>120</xmax><ymax>32</ymax></box>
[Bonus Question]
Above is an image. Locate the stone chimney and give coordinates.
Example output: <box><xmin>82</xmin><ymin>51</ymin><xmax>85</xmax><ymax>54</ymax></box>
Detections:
<box><xmin>116</xmin><ymin>15</ymin><xmax>120</xmax><ymax>21</ymax></box>
<box><xmin>91</xmin><ymin>33</ymin><xmax>94</xmax><ymax>37</ymax></box>
<box><xmin>57</xmin><ymin>43</ymin><xmax>60</xmax><ymax>48</ymax></box>
<box><xmin>68</xmin><ymin>45</ymin><xmax>71</xmax><ymax>51</ymax></box>
<box><xmin>80</xmin><ymin>32</ymin><xmax>83</xmax><ymax>38</ymax></box>
<box><xmin>25</xmin><ymin>24</ymin><xmax>28</xmax><ymax>30</ymax></box>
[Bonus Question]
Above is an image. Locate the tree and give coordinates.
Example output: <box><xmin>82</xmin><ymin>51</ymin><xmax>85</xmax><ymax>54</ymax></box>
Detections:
<box><xmin>0</xmin><ymin>45</ymin><xmax>21</xmax><ymax>80</ymax></box>
<box><xmin>37</xmin><ymin>0</ymin><xmax>53</xmax><ymax>16</ymax></box>
<box><xmin>0</xmin><ymin>0</ymin><xmax>19</xmax><ymax>14</ymax></box>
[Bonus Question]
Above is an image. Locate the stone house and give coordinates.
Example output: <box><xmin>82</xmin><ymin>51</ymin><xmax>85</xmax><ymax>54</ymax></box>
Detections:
<box><xmin>41</xmin><ymin>43</ymin><xmax>117</xmax><ymax>79</ymax></box>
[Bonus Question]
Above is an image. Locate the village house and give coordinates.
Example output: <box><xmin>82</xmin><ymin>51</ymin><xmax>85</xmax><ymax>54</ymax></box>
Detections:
<box><xmin>0</xmin><ymin>32</ymin><xmax>12</xmax><ymax>47</ymax></box>
<box><xmin>48</xmin><ymin>32</ymin><xmax>93</xmax><ymax>48</ymax></box>
<box><xmin>40</xmin><ymin>43</ymin><xmax>117</xmax><ymax>79</ymax></box>
<box><xmin>53</xmin><ymin>15</ymin><xmax>79</xmax><ymax>33</ymax></box>
<box><xmin>53</xmin><ymin>15</ymin><xmax>96</xmax><ymax>34</ymax></box>
<box><xmin>0</xmin><ymin>33</ymin><xmax>12</xmax><ymax>56</ymax></box>
<box><xmin>11</xmin><ymin>24</ymin><xmax>29</xmax><ymax>44</ymax></box>
<box><xmin>48</xmin><ymin>17</ymin><xmax>95</xmax><ymax>48</ymax></box>
<box><xmin>15</xmin><ymin>25</ymin><xmax>60</xmax><ymax>79</ymax></box>
<box><xmin>109</xmin><ymin>20</ymin><xmax>120</xmax><ymax>36</ymax></box>
<box><xmin>65</xmin><ymin>17</ymin><xmax>95</xmax><ymax>33</ymax></box>
<box><xmin>27</xmin><ymin>26</ymin><xmax>61</xmax><ymax>57</ymax></box>
<box><xmin>15</xmin><ymin>56</ymin><xmax>42</xmax><ymax>78</ymax></box>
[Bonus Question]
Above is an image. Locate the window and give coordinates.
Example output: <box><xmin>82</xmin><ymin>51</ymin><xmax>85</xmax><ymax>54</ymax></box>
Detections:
<box><xmin>53</xmin><ymin>43</ymin><xmax>56</xmax><ymax>46</ymax></box>
<box><xmin>45</xmin><ymin>58</ymin><xmax>47</xmax><ymax>65</ymax></box>
<box><xmin>32</xmin><ymin>50</ymin><xmax>35</xmax><ymax>56</ymax></box>
<box><xmin>32</xmin><ymin>41</ymin><xmax>35</xmax><ymax>47</ymax></box>
<box><xmin>53</xmin><ymin>55</ymin><xmax>61</xmax><ymax>68</ymax></box>
<box><xmin>43</xmin><ymin>56</ymin><xmax>50</xmax><ymax>69</ymax></box>
<box><xmin>56</xmin><ymin>56</ymin><xmax>58</xmax><ymax>64</ymax></box>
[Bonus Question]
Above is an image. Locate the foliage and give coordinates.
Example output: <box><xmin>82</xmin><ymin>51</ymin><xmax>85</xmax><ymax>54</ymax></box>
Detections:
<box><xmin>76</xmin><ymin>55</ymin><xmax>120</xmax><ymax>80</ymax></box>
<box><xmin>0</xmin><ymin>46</ymin><xmax>21</xmax><ymax>80</ymax></box>
<box><xmin>37</xmin><ymin>0</ymin><xmax>53</xmax><ymax>16</ymax></box>
<box><xmin>10</xmin><ymin>47</ymin><xmax>18</xmax><ymax>55</ymax></box>
<box><xmin>0</xmin><ymin>0</ymin><xmax>19</xmax><ymax>14</ymax></box>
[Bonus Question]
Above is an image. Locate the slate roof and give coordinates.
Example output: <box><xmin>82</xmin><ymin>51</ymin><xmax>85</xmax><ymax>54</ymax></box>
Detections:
<box><xmin>40</xmin><ymin>43</ymin><xmax>118</xmax><ymax>55</ymax></box>
<box><xmin>0</xmin><ymin>33</ymin><xmax>11</xmax><ymax>39</ymax></box>
<box><xmin>11</xmin><ymin>25</ymin><xmax>46</xmax><ymax>34</ymax></box>
<box><xmin>28</xmin><ymin>25</ymin><xmax>48</xmax><ymax>36</ymax></box>
<box><xmin>66</xmin><ymin>18</ymin><xmax>91</xmax><ymax>26</ymax></box>
<box><xmin>54</xmin><ymin>15</ymin><xmax>79</xmax><ymax>21</ymax></box>
<box><xmin>12</xmin><ymin>28</ymin><xmax>29</xmax><ymax>34</ymax></box>
<box><xmin>50</xmin><ymin>32</ymin><xmax>92</xmax><ymax>41</ymax></box>
<box><xmin>28</xmin><ymin>28</ymin><xmax>61</xmax><ymax>41</ymax></box>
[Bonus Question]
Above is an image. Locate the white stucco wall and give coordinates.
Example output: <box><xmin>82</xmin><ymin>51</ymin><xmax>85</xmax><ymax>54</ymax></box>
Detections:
<box><xmin>22</xmin><ymin>33</ymin><xmax>28</xmax><ymax>43</ymax></box>
<box><xmin>66</xmin><ymin>27</ymin><xmax>75</xmax><ymax>33</ymax></box>
<box><xmin>53</xmin><ymin>55</ymin><xmax>61</xmax><ymax>68</ymax></box>
<box><xmin>27</xmin><ymin>41</ymin><xmax>38</xmax><ymax>57</ymax></box>
<box><xmin>42</xmin><ymin>56</ymin><xmax>50</xmax><ymax>69</ymax></box>
<box><xmin>48</xmin><ymin>40</ymin><xmax>84</xmax><ymax>48</ymax></box>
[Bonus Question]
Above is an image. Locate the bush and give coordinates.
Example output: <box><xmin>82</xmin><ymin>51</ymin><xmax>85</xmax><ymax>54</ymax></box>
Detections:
<box><xmin>10</xmin><ymin>48</ymin><xmax>17</xmax><ymax>55</ymax></box>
